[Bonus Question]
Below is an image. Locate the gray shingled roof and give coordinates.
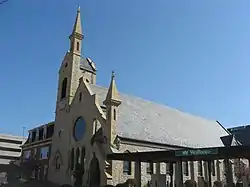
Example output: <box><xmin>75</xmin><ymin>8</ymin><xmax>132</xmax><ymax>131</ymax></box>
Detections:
<box><xmin>89</xmin><ymin>85</ymin><xmax>229</xmax><ymax>148</ymax></box>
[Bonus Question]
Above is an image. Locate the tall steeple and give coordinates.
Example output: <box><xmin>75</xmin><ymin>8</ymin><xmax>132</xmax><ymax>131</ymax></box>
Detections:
<box><xmin>69</xmin><ymin>6</ymin><xmax>83</xmax><ymax>56</ymax></box>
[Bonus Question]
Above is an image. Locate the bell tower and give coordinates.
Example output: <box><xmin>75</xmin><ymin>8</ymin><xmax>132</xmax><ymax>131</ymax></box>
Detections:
<box><xmin>56</xmin><ymin>7</ymin><xmax>84</xmax><ymax>111</ymax></box>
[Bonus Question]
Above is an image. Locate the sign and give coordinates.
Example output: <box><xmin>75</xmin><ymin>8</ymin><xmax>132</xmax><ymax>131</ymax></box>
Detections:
<box><xmin>175</xmin><ymin>148</ymin><xmax>219</xmax><ymax>157</ymax></box>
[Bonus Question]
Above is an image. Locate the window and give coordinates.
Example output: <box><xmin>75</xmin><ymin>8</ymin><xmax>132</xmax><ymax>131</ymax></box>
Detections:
<box><xmin>166</xmin><ymin>162</ymin><xmax>173</xmax><ymax>175</ymax></box>
<box><xmin>183</xmin><ymin>161</ymin><xmax>189</xmax><ymax>176</ymax></box>
<box><xmin>29</xmin><ymin>132</ymin><xmax>32</xmax><ymax>142</ymax></box>
<box><xmin>211</xmin><ymin>160</ymin><xmax>215</xmax><ymax>176</ymax></box>
<box><xmin>77</xmin><ymin>42</ymin><xmax>80</xmax><ymax>51</ymax></box>
<box><xmin>73</xmin><ymin>117</ymin><xmax>86</xmax><ymax>141</ymax></box>
<box><xmin>76</xmin><ymin>147</ymin><xmax>80</xmax><ymax>165</ymax></box>
<box><xmin>79</xmin><ymin>92</ymin><xmax>82</xmax><ymax>102</ymax></box>
<box><xmin>38</xmin><ymin>128</ymin><xmax>44</xmax><ymax>141</ymax></box>
<box><xmin>55</xmin><ymin>156</ymin><xmax>60</xmax><ymax>170</ymax></box>
<box><xmin>81</xmin><ymin>147</ymin><xmax>85</xmax><ymax>164</ymax></box>
<box><xmin>198</xmin><ymin>161</ymin><xmax>203</xmax><ymax>176</ymax></box>
<box><xmin>61</xmin><ymin>78</ymin><xmax>67</xmax><ymax>99</ymax></box>
<box><xmin>113</xmin><ymin>109</ymin><xmax>116</xmax><ymax>121</ymax></box>
<box><xmin>23</xmin><ymin>150</ymin><xmax>31</xmax><ymax>161</ymax></box>
<box><xmin>40</xmin><ymin>146</ymin><xmax>49</xmax><ymax>160</ymax></box>
<box><xmin>146</xmin><ymin>162</ymin><xmax>154</xmax><ymax>174</ymax></box>
<box><xmin>31</xmin><ymin>131</ymin><xmax>36</xmax><ymax>142</ymax></box>
<box><xmin>46</xmin><ymin>124</ymin><xmax>54</xmax><ymax>139</ymax></box>
<box><xmin>123</xmin><ymin>150</ymin><xmax>131</xmax><ymax>175</ymax></box>
<box><xmin>123</xmin><ymin>160</ymin><xmax>132</xmax><ymax>175</ymax></box>
<box><xmin>70</xmin><ymin>148</ymin><xmax>74</xmax><ymax>170</ymax></box>
<box><xmin>166</xmin><ymin>162</ymin><xmax>170</xmax><ymax>174</ymax></box>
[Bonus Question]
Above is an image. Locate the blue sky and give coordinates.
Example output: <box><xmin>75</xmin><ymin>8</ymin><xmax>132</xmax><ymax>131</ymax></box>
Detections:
<box><xmin>1</xmin><ymin>0</ymin><xmax>250</xmax><ymax>136</ymax></box>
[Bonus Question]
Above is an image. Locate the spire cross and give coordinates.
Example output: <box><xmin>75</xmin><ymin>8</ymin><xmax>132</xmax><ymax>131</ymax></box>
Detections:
<box><xmin>112</xmin><ymin>71</ymin><xmax>115</xmax><ymax>79</ymax></box>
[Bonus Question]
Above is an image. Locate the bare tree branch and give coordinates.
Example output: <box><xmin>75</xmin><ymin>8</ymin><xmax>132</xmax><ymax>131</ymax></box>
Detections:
<box><xmin>0</xmin><ymin>0</ymin><xmax>8</xmax><ymax>5</ymax></box>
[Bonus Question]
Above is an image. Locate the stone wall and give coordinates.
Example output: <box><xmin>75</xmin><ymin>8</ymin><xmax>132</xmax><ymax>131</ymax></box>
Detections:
<box><xmin>109</xmin><ymin>143</ymin><xmax>238</xmax><ymax>187</ymax></box>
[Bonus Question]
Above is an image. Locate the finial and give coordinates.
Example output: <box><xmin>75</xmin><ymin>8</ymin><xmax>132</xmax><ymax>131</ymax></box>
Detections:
<box><xmin>111</xmin><ymin>71</ymin><xmax>115</xmax><ymax>79</ymax></box>
<box><xmin>77</xmin><ymin>5</ymin><xmax>80</xmax><ymax>12</ymax></box>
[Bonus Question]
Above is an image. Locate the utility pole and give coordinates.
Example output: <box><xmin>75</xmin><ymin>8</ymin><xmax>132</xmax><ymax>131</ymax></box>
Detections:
<box><xmin>20</xmin><ymin>126</ymin><xmax>26</xmax><ymax>180</ymax></box>
<box><xmin>21</xmin><ymin>126</ymin><xmax>26</xmax><ymax>142</ymax></box>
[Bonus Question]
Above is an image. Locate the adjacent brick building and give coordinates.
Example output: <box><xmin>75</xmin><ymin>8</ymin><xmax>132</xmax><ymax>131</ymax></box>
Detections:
<box><xmin>20</xmin><ymin>122</ymin><xmax>54</xmax><ymax>181</ymax></box>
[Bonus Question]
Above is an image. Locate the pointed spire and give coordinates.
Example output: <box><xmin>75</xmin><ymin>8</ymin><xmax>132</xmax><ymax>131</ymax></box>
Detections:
<box><xmin>70</xmin><ymin>6</ymin><xmax>83</xmax><ymax>39</ymax></box>
<box><xmin>103</xmin><ymin>71</ymin><xmax>122</xmax><ymax>106</ymax></box>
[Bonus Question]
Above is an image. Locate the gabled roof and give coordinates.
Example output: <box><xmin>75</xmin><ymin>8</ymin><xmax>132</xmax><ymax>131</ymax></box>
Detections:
<box><xmin>220</xmin><ymin>134</ymin><xmax>241</xmax><ymax>147</ymax></box>
<box><xmin>228</xmin><ymin>126</ymin><xmax>250</xmax><ymax>145</ymax></box>
<box><xmin>89</xmin><ymin>84</ymin><xmax>229</xmax><ymax>148</ymax></box>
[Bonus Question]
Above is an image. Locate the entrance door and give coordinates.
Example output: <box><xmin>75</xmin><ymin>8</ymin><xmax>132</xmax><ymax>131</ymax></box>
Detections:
<box><xmin>89</xmin><ymin>153</ymin><xmax>100</xmax><ymax>187</ymax></box>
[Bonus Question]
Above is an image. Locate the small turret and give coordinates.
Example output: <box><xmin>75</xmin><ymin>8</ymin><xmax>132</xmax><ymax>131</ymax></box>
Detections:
<box><xmin>103</xmin><ymin>71</ymin><xmax>122</xmax><ymax>145</ymax></box>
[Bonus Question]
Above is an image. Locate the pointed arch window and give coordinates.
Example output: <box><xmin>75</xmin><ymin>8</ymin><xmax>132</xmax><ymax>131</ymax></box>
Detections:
<box><xmin>76</xmin><ymin>147</ymin><xmax>80</xmax><ymax>165</ymax></box>
<box><xmin>70</xmin><ymin>148</ymin><xmax>74</xmax><ymax>170</ymax></box>
<box><xmin>77</xmin><ymin>42</ymin><xmax>80</xmax><ymax>51</ymax></box>
<box><xmin>61</xmin><ymin>78</ymin><xmax>67</xmax><ymax>99</ymax></box>
<box><xmin>81</xmin><ymin>147</ymin><xmax>85</xmax><ymax>164</ymax></box>
<box><xmin>55</xmin><ymin>155</ymin><xmax>60</xmax><ymax>170</ymax></box>
<box><xmin>113</xmin><ymin>109</ymin><xmax>116</xmax><ymax>121</ymax></box>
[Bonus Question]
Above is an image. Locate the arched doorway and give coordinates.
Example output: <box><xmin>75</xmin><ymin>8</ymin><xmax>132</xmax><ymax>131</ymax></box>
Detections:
<box><xmin>89</xmin><ymin>153</ymin><xmax>101</xmax><ymax>187</ymax></box>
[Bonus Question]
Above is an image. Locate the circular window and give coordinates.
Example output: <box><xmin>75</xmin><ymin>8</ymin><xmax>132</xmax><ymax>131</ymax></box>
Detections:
<box><xmin>73</xmin><ymin>117</ymin><xmax>86</xmax><ymax>141</ymax></box>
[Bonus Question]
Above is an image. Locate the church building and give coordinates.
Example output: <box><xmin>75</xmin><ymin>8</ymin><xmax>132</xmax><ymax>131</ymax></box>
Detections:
<box><xmin>46</xmin><ymin>7</ymin><xmax>231</xmax><ymax>187</ymax></box>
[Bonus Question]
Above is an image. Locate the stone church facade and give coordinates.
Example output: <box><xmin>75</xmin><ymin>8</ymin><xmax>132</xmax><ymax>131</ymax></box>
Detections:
<box><xmin>47</xmin><ymin>7</ymin><xmax>234</xmax><ymax>187</ymax></box>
